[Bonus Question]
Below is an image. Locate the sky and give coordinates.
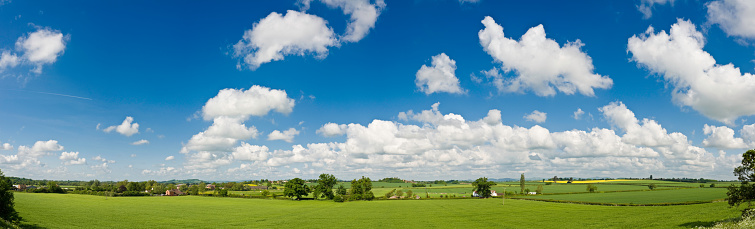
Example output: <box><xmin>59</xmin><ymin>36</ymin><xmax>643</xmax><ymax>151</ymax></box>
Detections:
<box><xmin>1</xmin><ymin>0</ymin><xmax>755</xmax><ymax>181</ymax></box>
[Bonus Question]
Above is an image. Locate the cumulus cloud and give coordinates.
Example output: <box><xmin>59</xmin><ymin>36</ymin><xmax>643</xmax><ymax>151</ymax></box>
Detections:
<box><xmin>165</xmin><ymin>156</ymin><xmax>175</xmax><ymax>161</ymax></box>
<box><xmin>131</xmin><ymin>139</ymin><xmax>149</xmax><ymax>145</ymax></box>
<box><xmin>317</xmin><ymin>122</ymin><xmax>347</xmax><ymax>137</ymax></box>
<box><xmin>703</xmin><ymin>124</ymin><xmax>747</xmax><ymax>149</ymax></box>
<box><xmin>103</xmin><ymin>117</ymin><xmax>140</xmax><ymax>137</ymax></box>
<box><xmin>628</xmin><ymin>19</ymin><xmax>755</xmax><ymax>124</ymax></box>
<box><xmin>524</xmin><ymin>110</ymin><xmax>547</xmax><ymax>123</ymax></box>
<box><xmin>707</xmin><ymin>0</ymin><xmax>755</xmax><ymax>39</ymax></box>
<box><xmin>236</xmin><ymin>102</ymin><xmax>722</xmax><ymax>179</ymax></box>
<box><xmin>742</xmin><ymin>124</ymin><xmax>755</xmax><ymax>145</ymax></box>
<box><xmin>181</xmin><ymin>86</ymin><xmax>295</xmax><ymax>171</ymax></box>
<box><xmin>0</xmin><ymin>51</ymin><xmax>19</xmax><ymax>72</ymax></box>
<box><xmin>0</xmin><ymin>27</ymin><xmax>68</xmax><ymax>75</ymax></box>
<box><xmin>233</xmin><ymin>10</ymin><xmax>338</xmax><ymax>70</ymax></box>
<box><xmin>0</xmin><ymin>142</ymin><xmax>12</xmax><ymax>150</ymax></box>
<box><xmin>300</xmin><ymin>0</ymin><xmax>385</xmax><ymax>43</ymax></box>
<box><xmin>202</xmin><ymin>85</ymin><xmax>295</xmax><ymax>120</ymax></box>
<box><xmin>637</xmin><ymin>0</ymin><xmax>674</xmax><ymax>19</ymax></box>
<box><xmin>599</xmin><ymin>101</ymin><xmax>712</xmax><ymax>162</ymax></box>
<box><xmin>478</xmin><ymin>16</ymin><xmax>612</xmax><ymax>97</ymax></box>
<box><xmin>415</xmin><ymin>53</ymin><xmax>464</xmax><ymax>95</ymax></box>
<box><xmin>268</xmin><ymin>128</ymin><xmax>300</xmax><ymax>143</ymax></box>
<box><xmin>59</xmin><ymin>151</ymin><xmax>86</xmax><ymax>165</ymax></box>
<box><xmin>232</xmin><ymin>143</ymin><xmax>270</xmax><ymax>161</ymax></box>
<box><xmin>573</xmin><ymin>108</ymin><xmax>585</xmax><ymax>120</ymax></box>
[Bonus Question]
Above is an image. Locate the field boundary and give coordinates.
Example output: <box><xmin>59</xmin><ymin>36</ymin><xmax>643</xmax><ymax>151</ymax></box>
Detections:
<box><xmin>512</xmin><ymin>197</ymin><xmax>726</xmax><ymax>206</ymax></box>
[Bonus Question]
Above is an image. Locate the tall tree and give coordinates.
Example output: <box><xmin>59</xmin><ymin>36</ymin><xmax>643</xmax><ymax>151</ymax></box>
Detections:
<box><xmin>520</xmin><ymin>173</ymin><xmax>525</xmax><ymax>194</ymax></box>
<box><xmin>283</xmin><ymin>178</ymin><xmax>310</xmax><ymax>200</ymax></box>
<box><xmin>727</xmin><ymin>149</ymin><xmax>755</xmax><ymax>211</ymax></box>
<box><xmin>349</xmin><ymin>176</ymin><xmax>374</xmax><ymax>200</ymax></box>
<box><xmin>316</xmin><ymin>173</ymin><xmax>337</xmax><ymax>200</ymax></box>
<box><xmin>472</xmin><ymin>177</ymin><xmax>496</xmax><ymax>198</ymax></box>
<box><xmin>0</xmin><ymin>169</ymin><xmax>19</xmax><ymax>223</ymax></box>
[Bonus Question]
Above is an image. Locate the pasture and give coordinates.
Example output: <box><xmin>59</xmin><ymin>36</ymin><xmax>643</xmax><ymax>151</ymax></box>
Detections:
<box><xmin>14</xmin><ymin>192</ymin><xmax>744</xmax><ymax>228</ymax></box>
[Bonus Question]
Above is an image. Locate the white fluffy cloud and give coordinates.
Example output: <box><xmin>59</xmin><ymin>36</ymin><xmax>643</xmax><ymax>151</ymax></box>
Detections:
<box><xmin>628</xmin><ymin>19</ymin><xmax>755</xmax><ymax>124</ymax></box>
<box><xmin>15</xmin><ymin>27</ymin><xmax>69</xmax><ymax>74</ymax></box>
<box><xmin>232</xmin><ymin>143</ymin><xmax>270</xmax><ymax>161</ymax></box>
<box><xmin>131</xmin><ymin>139</ymin><xmax>149</xmax><ymax>145</ymax></box>
<box><xmin>300</xmin><ymin>0</ymin><xmax>385</xmax><ymax>43</ymax></box>
<box><xmin>59</xmin><ymin>152</ymin><xmax>86</xmax><ymax>165</ymax></box>
<box><xmin>268</xmin><ymin>128</ymin><xmax>300</xmax><ymax>143</ymax></box>
<box><xmin>573</xmin><ymin>108</ymin><xmax>585</xmax><ymax>120</ymax></box>
<box><xmin>599</xmin><ymin>101</ymin><xmax>712</xmax><ymax>162</ymax></box>
<box><xmin>317</xmin><ymin>122</ymin><xmax>348</xmax><ymax>137</ymax></box>
<box><xmin>703</xmin><ymin>124</ymin><xmax>747</xmax><ymax>149</ymax></box>
<box><xmin>524</xmin><ymin>110</ymin><xmax>547</xmax><ymax>123</ymax></box>
<box><xmin>707</xmin><ymin>0</ymin><xmax>755</xmax><ymax>39</ymax></box>
<box><xmin>165</xmin><ymin>156</ymin><xmax>175</xmax><ymax>161</ymax></box>
<box><xmin>233</xmin><ymin>10</ymin><xmax>338</xmax><ymax>70</ymax></box>
<box><xmin>103</xmin><ymin>117</ymin><xmax>140</xmax><ymax>137</ymax></box>
<box><xmin>0</xmin><ymin>51</ymin><xmax>19</xmax><ymax>72</ymax></box>
<box><xmin>415</xmin><ymin>53</ymin><xmax>464</xmax><ymax>95</ymax></box>
<box><xmin>181</xmin><ymin>86</ymin><xmax>296</xmax><ymax>171</ymax></box>
<box><xmin>0</xmin><ymin>142</ymin><xmax>12</xmax><ymax>150</ymax></box>
<box><xmin>202</xmin><ymin>85</ymin><xmax>295</xmax><ymax>120</ymax></box>
<box><xmin>478</xmin><ymin>16</ymin><xmax>612</xmax><ymax>97</ymax></box>
<box><xmin>637</xmin><ymin>0</ymin><xmax>674</xmax><ymax>19</ymax></box>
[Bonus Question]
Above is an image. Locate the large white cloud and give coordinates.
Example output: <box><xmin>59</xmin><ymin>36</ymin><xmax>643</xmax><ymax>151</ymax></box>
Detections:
<box><xmin>707</xmin><ymin>0</ymin><xmax>755</xmax><ymax>39</ymax></box>
<box><xmin>103</xmin><ymin>117</ymin><xmax>140</xmax><ymax>137</ymax></box>
<box><xmin>233</xmin><ymin>10</ymin><xmax>338</xmax><ymax>70</ymax></box>
<box><xmin>478</xmin><ymin>16</ymin><xmax>612</xmax><ymax>97</ymax></box>
<box><xmin>637</xmin><ymin>0</ymin><xmax>674</xmax><ymax>19</ymax></box>
<box><xmin>59</xmin><ymin>151</ymin><xmax>86</xmax><ymax>165</ymax></box>
<box><xmin>0</xmin><ymin>142</ymin><xmax>12</xmax><ymax>151</ymax></box>
<box><xmin>702</xmin><ymin>124</ymin><xmax>748</xmax><ymax>149</ymax></box>
<box><xmin>267</xmin><ymin>128</ymin><xmax>300</xmax><ymax>143</ymax></box>
<box><xmin>415</xmin><ymin>53</ymin><xmax>464</xmax><ymax>95</ymax></box>
<box><xmin>202</xmin><ymin>85</ymin><xmax>295</xmax><ymax>120</ymax></box>
<box><xmin>181</xmin><ymin>85</ymin><xmax>295</xmax><ymax>171</ymax></box>
<box><xmin>15</xmin><ymin>27</ymin><xmax>69</xmax><ymax>74</ymax></box>
<box><xmin>628</xmin><ymin>19</ymin><xmax>755</xmax><ymax>124</ymax></box>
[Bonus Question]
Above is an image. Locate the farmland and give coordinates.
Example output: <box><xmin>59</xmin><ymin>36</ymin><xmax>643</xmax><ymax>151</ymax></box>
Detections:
<box><xmin>12</xmin><ymin>179</ymin><xmax>749</xmax><ymax>228</ymax></box>
<box><xmin>14</xmin><ymin>192</ymin><xmax>743</xmax><ymax>228</ymax></box>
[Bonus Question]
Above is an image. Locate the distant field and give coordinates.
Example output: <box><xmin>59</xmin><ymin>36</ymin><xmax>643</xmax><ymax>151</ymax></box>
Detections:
<box><xmin>15</xmin><ymin>192</ymin><xmax>744</xmax><ymax>228</ymax></box>
<box><xmin>522</xmin><ymin>187</ymin><xmax>728</xmax><ymax>204</ymax></box>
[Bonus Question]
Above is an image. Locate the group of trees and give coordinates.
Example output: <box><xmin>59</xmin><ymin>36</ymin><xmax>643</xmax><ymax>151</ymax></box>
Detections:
<box><xmin>0</xmin><ymin>170</ymin><xmax>19</xmax><ymax>224</ymax></box>
<box><xmin>282</xmin><ymin>174</ymin><xmax>373</xmax><ymax>202</ymax></box>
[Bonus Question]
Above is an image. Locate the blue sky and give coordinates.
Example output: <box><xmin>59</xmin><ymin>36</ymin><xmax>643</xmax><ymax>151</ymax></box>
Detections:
<box><xmin>1</xmin><ymin>0</ymin><xmax>755</xmax><ymax>181</ymax></box>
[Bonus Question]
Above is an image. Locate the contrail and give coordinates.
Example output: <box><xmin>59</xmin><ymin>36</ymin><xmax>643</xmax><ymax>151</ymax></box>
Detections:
<box><xmin>6</xmin><ymin>89</ymin><xmax>93</xmax><ymax>100</ymax></box>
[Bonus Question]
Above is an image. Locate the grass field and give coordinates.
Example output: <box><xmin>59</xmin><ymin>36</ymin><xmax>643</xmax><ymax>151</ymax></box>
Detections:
<box><xmin>523</xmin><ymin>188</ymin><xmax>728</xmax><ymax>204</ymax></box>
<box><xmin>14</xmin><ymin>192</ymin><xmax>744</xmax><ymax>228</ymax></box>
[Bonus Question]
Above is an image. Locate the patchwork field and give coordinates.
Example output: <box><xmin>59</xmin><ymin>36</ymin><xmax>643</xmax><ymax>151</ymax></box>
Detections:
<box><xmin>522</xmin><ymin>187</ymin><xmax>728</xmax><ymax>204</ymax></box>
<box><xmin>14</xmin><ymin>192</ymin><xmax>743</xmax><ymax>228</ymax></box>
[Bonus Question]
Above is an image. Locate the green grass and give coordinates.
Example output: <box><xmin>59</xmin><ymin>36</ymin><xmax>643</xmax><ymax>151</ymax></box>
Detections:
<box><xmin>523</xmin><ymin>188</ymin><xmax>728</xmax><ymax>204</ymax></box>
<box><xmin>14</xmin><ymin>192</ymin><xmax>743</xmax><ymax>228</ymax></box>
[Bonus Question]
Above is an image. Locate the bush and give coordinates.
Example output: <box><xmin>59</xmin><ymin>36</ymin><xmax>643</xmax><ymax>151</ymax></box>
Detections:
<box><xmin>648</xmin><ymin>184</ymin><xmax>657</xmax><ymax>190</ymax></box>
<box><xmin>587</xmin><ymin>184</ymin><xmax>597</xmax><ymax>193</ymax></box>
<box><xmin>700</xmin><ymin>184</ymin><xmax>705</xmax><ymax>188</ymax></box>
<box><xmin>333</xmin><ymin>195</ymin><xmax>344</xmax><ymax>202</ymax></box>
<box><xmin>710</xmin><ymin>183</ymin><xmax>716</xmax><ymax>188</ymax></box>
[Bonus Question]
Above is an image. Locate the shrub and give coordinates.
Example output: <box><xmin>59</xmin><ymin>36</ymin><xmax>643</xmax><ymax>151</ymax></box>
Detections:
<box><xmin>648</xmin><ymin>184</ymin><xmax>657</xmax><ymax>190</ymax></box>
<box><xmin>710</xmin><ymin>183</ymin><xmax>716</xmax><ymax>188</ymax></box>
<box><xmin>333</xmin><ymin>195</ymin><xmax>344</xmax><ymax>202</ymax></box>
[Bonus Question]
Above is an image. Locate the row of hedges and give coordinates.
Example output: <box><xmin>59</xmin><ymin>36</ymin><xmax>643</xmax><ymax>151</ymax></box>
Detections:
<box><xmin>513</xmin><ymin>197</ymin><xmax>722</xmax><ymax>206</ymax></box>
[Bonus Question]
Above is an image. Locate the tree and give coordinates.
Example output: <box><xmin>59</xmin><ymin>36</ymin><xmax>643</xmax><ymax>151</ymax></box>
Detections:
<box><xmin>0</xmin><ymin>170</ymin><xmax>19</xmax><ymax>223</ymax></box>
<box><xmin>406</xmin><ymin>190</ymin><xmax>413</xmax><ymax>199</ymax></box>
<box><xmin>472</xmin><ymin>177</ymin><xmax>496</xmax><ymax>198</ymax></box>
<box><xmin>283</xmin><ymin>178</ymin><xmax>310</xmax><ymax>200</ymax></box>
<box><xmin>536</xmin><ymin>185</ymin><xmax>544</xmax><ymax>194</ymax></box>
<box><xmin>650</xmin><ymin>175</ymin><xmax>653</xmax><ymax>180</ymax></box>
<box><xmin>395</xmin><ymin>189</ymin><xmax>404</xmax><ymax>197</ymax></box>
<box><xmin>520</xmin><ymin>174</ymin><xmax>525</xmax><ymax>194</ymax></box>
<box><xmin>385</xmin><ymin>189</ymin><xmax>396</xmax><ymax>198</ymax></box>
<box><xmin>349</xmin><ymin>176</ymin><xmax>374</xmax><ymax>201</ymax></box>
<box><xmin>648</xmin><ymin>184</ymin><xmax>656</xmax><ymax>190</ymax></box>
<box><xmin>336</xmin><ymin>184</ymin><xmax>347</xmax><ymax>196</ymax></box>
<box><xmin>728</xmin><ymin>149</ymin><xmax>755</xmax><ymax>210</ymax></box>
<box><xmin>587</xmin><ymin>184</ymin><xmax>597</xmax><ymax>193</ymax></box>
<box><xmin>553</xmin><ymin>176</ymin><xmax>558</xmax><ymax>182</ymax></box>
<box><xmin>315</xmin><ymin>173</ymin><xmax>337</xmax><ymax>200</ymax></box>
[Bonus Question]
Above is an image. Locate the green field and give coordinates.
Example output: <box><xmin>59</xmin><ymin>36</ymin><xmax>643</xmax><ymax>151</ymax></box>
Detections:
<box><xmin>14</xmin><ymin>192</ymin><xmax>744</xmax><ymax>228</ymax></box>
<box><xmin>523</xmin><ymin>188</ymin><xmax>728</xmax><ymax>204</ymax></box>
